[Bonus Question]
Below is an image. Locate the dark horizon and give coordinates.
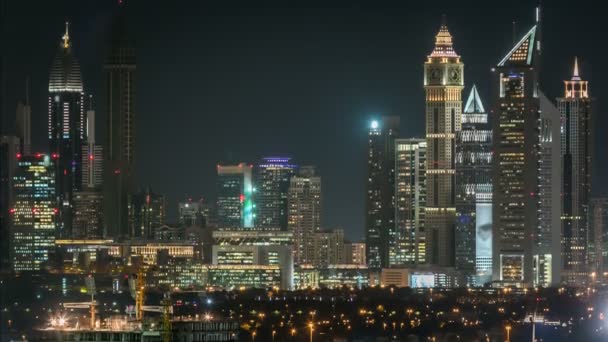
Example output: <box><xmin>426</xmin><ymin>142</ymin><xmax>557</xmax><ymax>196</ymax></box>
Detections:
<box><xmin>1</xmin><ymin>0</ymin><xmax>606</xmax><ymax>240</ymax></box>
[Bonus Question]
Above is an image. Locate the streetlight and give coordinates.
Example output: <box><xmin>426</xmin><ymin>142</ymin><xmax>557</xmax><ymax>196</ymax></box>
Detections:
<box><xmin>505</xmin><ymin>325</ymin><xmax>511</xmax><ymax>342</ymax></box>
<box><xmin>251</xmin><ymin>330</ymin><xmax>256</xmax><ymax>342</ymax></box>
<box><xmin>309</xmin><ymin>322</ymin><xmax>314</xmax><ymax>342</ymax></box>
<box><xmin>272</xmin><ymin>330</ymin><xmax>276</xmax><ymax>341</ymax></box>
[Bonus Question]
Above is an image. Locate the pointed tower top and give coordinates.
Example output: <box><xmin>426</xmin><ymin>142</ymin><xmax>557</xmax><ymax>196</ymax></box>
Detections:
<box><xmin>62</xmin><ymin>21</ymin><xmax>70</xmax><ymax>49</ymax></box>
<box><xmin>497</xmin><ymin>25</ymin><xmax>537</xmax><ymax>67</ymax></box>
<box><xmin>572</xmin><ymin>57</ymin><xmax>581</xmax><ymax>81</ymax></box>
<box><xmin>429</xmin><ymin>16</ymin><xmax>459</xmax><ymax>57</ymax></box>
<box><xmin>464</xmin><ymin>85</ymin><xmax>486</xmax><ymax>114</ymax></box>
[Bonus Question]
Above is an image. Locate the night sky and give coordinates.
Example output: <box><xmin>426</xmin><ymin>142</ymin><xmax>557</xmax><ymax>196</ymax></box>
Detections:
<box><xmin>1</xmin><ymin>0</ymin><xmax>605</xmax><ymax>241</ymax></box>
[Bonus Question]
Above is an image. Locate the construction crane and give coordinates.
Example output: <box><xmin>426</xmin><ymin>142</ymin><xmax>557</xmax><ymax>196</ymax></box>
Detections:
<box><xmin>62</xmin><ymin>274</ymin><xmax>97</xmax><ymax>329</ymax></box>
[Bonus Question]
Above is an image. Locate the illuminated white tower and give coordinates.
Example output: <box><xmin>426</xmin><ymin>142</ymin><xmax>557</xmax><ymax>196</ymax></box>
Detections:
<box><xmin>423</xmin><ymin>17</ymin><xmax>463</xmax><ymax>266</ymax></box>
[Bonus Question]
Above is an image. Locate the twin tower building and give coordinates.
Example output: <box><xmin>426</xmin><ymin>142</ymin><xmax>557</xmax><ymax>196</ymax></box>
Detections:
<box><xmin>365</xmin><ymin>8</ymin><xmax>593</xmax><ymax>287</ymax></box>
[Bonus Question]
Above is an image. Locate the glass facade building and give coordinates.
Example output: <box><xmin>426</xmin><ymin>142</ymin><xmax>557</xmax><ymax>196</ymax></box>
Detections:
<box><xmin>393</xmin><ymin>138</ymin><xmax>426</xmax><ymax>266</ymax></box>
<box><xmin>48</xmin><ymin>23</ymin><xmax>85</xmax><ymax>239</ymax></box>
<box><xmin>455</xmin><ymin>86</ymin><xmax>492</xmax><ymax>285</ymax></box>
<box><xmin>365</xmin><ymin>117</ymin><xmax>399</xmax><ymax>269</ymax></box>
<box><xmin>217</xmin><ymin>163</ymin><xmax>253</xmax><ymax>228</ymax></box>
<box><xmin>254</xmin><ymin>157</ymin><xmax>296</xmax><ymax>230</ymax></box>
<box><xmin>11</xmin><ymin>154</ymin><xmax>56</xmax><ymax>271</ymax></box>
<box><xmin>288</xmin><ymin>166</ymin><xmax>321</xmax><ymax>264</ymax></box>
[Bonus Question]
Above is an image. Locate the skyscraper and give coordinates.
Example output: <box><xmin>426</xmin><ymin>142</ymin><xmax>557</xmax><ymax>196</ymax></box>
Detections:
<box><xmin>10</xmin><ymin>154</ymin><xmax>56</xmax><ymax>271</ymax></box>
<box><xmin>455</xmin><ymin>86</ymin><xmax>493</xmax><ymax>285</ymax></box>
<box><xmin>423</xmin><ymin>19</ymin><xmax>463</xmax><ymax>267</ymax></box>
<box><xmin>48</xmin><ymin>22</ymin><xmax>85</xmax><ymax>239</ymax></box>
<box><xmin>255</xmin><ymin>157</ymin><xmax>297</xmax><ymax>230</ymax></box>
<box><xmin>0</xmin><ymin>136</ymin><xmax>19</xmax><ymax>271</ymax></box>
<box><xmin>104</xmin><ymin>3</ymin><xmax>136</xmax><ymax>239</ymax></box>
<box><xmin>491</xmin><ymin>8</ymin><xmax>559</xmax><ymax>286</ymax></box>
<box><xmin>73</xmin><ymin>98</ymin><xmax>103</xmax><ymax>239</ymax></box>
<box><xmin>589</xmin><ymin>198</ymin><xmax>608</xmax><ymax>278</ymax></box>
<box><xmin>15</xmin><ymin>80</ymin><xmax>31</xmax><ymax>155</ymax></box>
<box><xmin>365</xmin><ymin>117</ymin><xmax>399</xmax><ymax>269</ymax></box>
<box><xmin>288</xmin><ymin>166</ymin><xmax>321</xmax><ymax>265</ymax></box>
<box><xmin>557</xmin><ymin>58</ymin><xmax>593</xmax><ymax>285</ymax></box>
<box><xmin>393</xmin><ymin>138</ymin><xmax>426</xmax><ymax>266</ymax></box>
<box><xmin>129</xmin><ymin>187</ymin><xmax>165</xmax><ymax>239</ymax></box>
<box><xmin>217</xmin><ymin>163</ymin><xmax>254</xmax><ymax>228</ymax></box>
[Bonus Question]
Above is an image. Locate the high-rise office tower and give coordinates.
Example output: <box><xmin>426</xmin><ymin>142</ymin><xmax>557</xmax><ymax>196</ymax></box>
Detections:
<box><xmin>72</xmin><ymin>191</ymin><xmax>103</xmax><ymax>239</ymax></box>
<box><xmin>393</xmin><ymin>138</ymin><xmax>426</xmax><ymax>266</ymax></box>
<box><xmin>423</xmin><ymin>19</ymin><xmax>463</xmax><ymax>267</ymax></box>
<box><xmin>558</xmin><ymin>58</ymin><xmax>593</xmax><ymax>285</ymax></box>
<box><xmin>217</xmin><ymin>163</ymin><xmax>254</xmax><ymax>228</ymax></box>
<box><xmin>365</xmin><ymin>117</ymin><xmax>399</xmax><ymax>269</ymax></box>
<box><xmin>537</xmin><ymin>91</ymin><xmax>562</xmax><ymax>287</ymax></box>
<box><xmin>129</xmin><ymin>187</ymin><xmax>165</xmax><ymax>239</ymax></box>
<box><xmin>179</xmin><ymin>199</ymin><xmax>206</xmax><ymax>227</ymax></box>
<box><xmin>288</xmin><ymin>166</ymin><xmax>321</xmax><ymax>264</ymax></box>
<box><xmin>455</xmin><ymin>86</ymin><xmax>493</xmax><ymax>285</ymax></box>
<box><xmin>104</xmin><ymin>2</ymin><xmax>135</xmax><ymax>239</ymax></box>
<box><xmin>311</xmin><ymin>229</ymin><xmax>345</xmax><ymax>267</ymax></box>
<box><xmin>492</xmin><ymin>8</ymin><xmax>560</xmax><ymax>286</ymax></box>
<box><xmin>255</xmin><ymin>157</ymin><xmax>297</xmax><ymax>230</ymax></box>
<box><xmin>82</xmin><ymin>100</ymin><xmax>103</xmax><ymax>189</ymax></box>
<box><xmin>16</xmin><ymin>80</ymin><xmax>31</xmax><ymax>155</ymax></box>
<box><xmin>73</xmin><ymin>98</ymin><xmax>103</xmax><ymax>239</ymax></box>
<box><xmin>0</xmin><ymin>136</ymin><xmax>20</xmax><ymax>271</ymax></box>
<box><xmin>48</xmin><ymin>22</ymin><xmax>85</xmax><ymax>239</ymax></box>
<box><xmin>589</xmin><ymin>198</ymin><xmax>608</xmax><ymax>278</ymax></box>
<box><xmin>10</xmin><ymin>154</ymin><xmax>56</xmax><ymax>271</ymax></box>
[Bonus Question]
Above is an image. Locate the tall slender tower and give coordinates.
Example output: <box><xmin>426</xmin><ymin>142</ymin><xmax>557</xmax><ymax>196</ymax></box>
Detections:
<box><xmin>492</xmin><ymin>8</ymin><xmax>544</xmax><ymax>286</ymax></box>
<box><xmin>104</xmin><ymin>3</ymin><xmax>136</xmax><ymax>239</ymax></box>
<box><xmin>423</xmin><ymin>18</ymin><xmax>463</xmax><ymax>266</ymax></box>
<box><xmin>365</xmin><ymin>117</ymin><xmax>399</xmax><ymax>269</ymax></box>
<box><xmin>16</xmin><ymin>79</ymin><xmax>31</xmax><ymax>155</ymax></box>
<box><xmin>393</xmin><ymin>138</ymin><xmax>426</xmax><ymax>266</ymax></box>
<box><xmin>557</xmin><ymin>58</ymin><xmax>593</xmax><ymax>285</ymax></box>
<box><xmin>455</xmin><ymin>86</ymin><xmax>493</xmax><ymax>285</ymax></box>
<box><xmin>48</xmin><ymin>22</ymin><xmax>85</xmax><ymax>239</ymax></box>
<box><xmin>288</xmin><ymin>166</ymin><xmax>321</xmax><ymax>265</ymax></box>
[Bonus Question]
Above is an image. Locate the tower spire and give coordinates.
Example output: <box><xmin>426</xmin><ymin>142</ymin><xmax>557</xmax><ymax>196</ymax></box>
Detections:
<box><xmin>572</xmin><ymin>57</ymin><xmax>581</xmax><ymax>80</ymax></box>
<box><xmin>62</xmin><ymin>21</ymin><xmax>70</xmax><ymax>49</ymax></box>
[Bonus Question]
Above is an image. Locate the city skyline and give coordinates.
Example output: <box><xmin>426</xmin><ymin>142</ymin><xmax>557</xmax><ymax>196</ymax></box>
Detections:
<box><xmin>1</xmin><ymin>0</ymin><xmax>606</xmax><ymax>241</ymax></box>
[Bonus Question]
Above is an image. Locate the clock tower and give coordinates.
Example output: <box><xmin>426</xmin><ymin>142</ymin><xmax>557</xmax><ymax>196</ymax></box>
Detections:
<box><xmin>423</xmin><ymin>18</ymin><xmax>463</xmax><ymax>266</ymax></box>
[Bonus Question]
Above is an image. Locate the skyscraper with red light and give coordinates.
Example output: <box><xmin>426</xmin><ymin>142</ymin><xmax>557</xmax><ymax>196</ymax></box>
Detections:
<box><xmin>104</xmin><ymin>2</ymin><xmax>136</xmax><ymax>240</ymax></box>
<box><xmin>217</xmin><ymin>163</ymin><xmax>254</xmax><ymax>228</ymax></box>
<box><xmin>48</xmin><ymin>22</ymin><xmax>85</xmax><ymax>239</ymax></box>
<box><xmin>10</xmin><ymin>154</ymin><xmax>56</xmax><ymax>271</ymax></box>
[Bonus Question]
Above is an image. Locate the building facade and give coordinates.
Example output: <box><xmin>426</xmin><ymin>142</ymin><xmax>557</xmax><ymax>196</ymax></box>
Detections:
<box><xmin>455</xmin><ymin>86</ymin><xmax>493</xmax><ymax>285</ymax></box>
<box><xmin>311</xmin><ymin>229</ymin><xmax>345</xmax><ymax>267</ymax></box>
<box><xmin>365</xmin><ymin>117</ymin><xmax>399</xmax><ymax>269</ymax></box>
<box><xmin>288</xmin><ymin>166</ymin><xmax>321</xmax><ymax>264</ymax></box>
<box><xmin>557</xmin><ymin>58</ymin><xmax>593</xmax><ymax>285</ymax></box>
<box><xmin>72</xmin><ymin>191</ymin><xmax>104</xmax><ymax>239</ymax></box>
<box><xmin>491</xmin><ymin>13</ymin><xmax>555</xmax><ymax>286</ymax></box>
<box><xmin>104</xmin><ymin>3</ymin><xmax>136</xmax><ymax>240</ymax></box>
<box><xmin>11</xmin><ymin>154</ymin><xmax>56</xmax><ymax>271</ymax></box>
<box><xmin>129</xmin><ymin>187</ymin><xmax>166</xmax><ymax>239</ymax></box>
<box><xmin>423</xmin><ymin>20</ymin><xmax>463</xmax><ymax>267</ymax></box>
<box><xmin>589</xmin><ymin>199</ymin><xmax>608</xmax><ymax>280</ymax></box>
<box><xmin>48</xmin><ymin>23</ymin><xmax>85</xmax><ymax>239</ymax></box>
<box><xmin>393</xmin><ymin>138</ymin><xmax>426</xmax><ymax>266</ymax></box>
<box><xmin>0</xmin><ymin>136</ymin><xmax>20</xmax><ymax>271</ymax></box>
<box><xmin>217</xmin><ymin>163</ymin><xmax>253</xmax><ymax>228</ymax></box>
<box><xmin>254</xmin><ymin>157</ymin><xmax>297</xmax><ymax>230</ymax></box>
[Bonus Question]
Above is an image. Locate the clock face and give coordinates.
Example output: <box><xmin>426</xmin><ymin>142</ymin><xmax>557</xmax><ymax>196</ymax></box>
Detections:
<box><xmin>448</xmin><ymin>67</ymin><xmax>461</xmax><ymax>84</ymax></box>
<box><xmin>428</xmin><ymin>67</ymin><xmax>442</xmax><ymax>83</ymax></box>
